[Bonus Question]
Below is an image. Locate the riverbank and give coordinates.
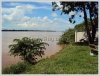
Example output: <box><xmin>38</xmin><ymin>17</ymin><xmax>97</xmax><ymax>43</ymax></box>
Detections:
<box><xmin>2</xmin><ymin>44</ymin><xmax>62</xmax><ymax>69</ymax></box>
<box><xmin>2</xmin><ymin>44</ymin><xmax>98</xmax><ymax>74</ymax></box>
<box><xmin>2</xmin><ymin>31</ymin><xmax>63</xmax><ymax>69</ymax></box>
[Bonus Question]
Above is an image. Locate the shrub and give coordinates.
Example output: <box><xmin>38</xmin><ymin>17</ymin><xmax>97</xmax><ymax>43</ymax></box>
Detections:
<box><xmin>9</xmin><ymin>37</ymin><xmax>49</xmax><ymax>64</ymax></box>
<box><xmin>58</xmin><ymin>29</ymin><xmax>75</xmax><ymax>44</ymax></box>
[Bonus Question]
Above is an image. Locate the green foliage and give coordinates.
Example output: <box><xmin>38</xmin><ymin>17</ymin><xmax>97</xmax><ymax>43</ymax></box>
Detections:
<box><xmin>52</xmin><ymin>2</ymin><xmax>98</xmax><ymax>24</ymax></box>
<box><xmin>2</xmin><ymin>62</ymin><xmax>28</xmax><ymax>74</ymax></box>
<box><xmin>58</xmin><ymin>29</ymin><xmax>75</xmax><ymax>44</ymax></box>
<box><xmin>75</xmin><ymin>23</ymin><xmax>85</xmax><ymax>31</ymax></box>
<box><xmin>24</xmin><ymin>45</ymin><xmax>98</xmax><ymax>74</ymax></box>
<box><xmin>9</xmin><ymin>37</ymin><xmax>49</xmax><ymax>64</ymax></box>
<box><xmin>58</xmin><ymin>20</ymin><xmax>92</xmax><ymax>44</ymax></box>
<box><xmin>52</xmin><ymin>2</ymin><xmax>98</xmax><ymax>44</ymax></box>
<box><xmin>3</xmin><ymin>45</ymin><xmax>98</xmax><ymax>74</ymax></box>
<box><xmin>52</xmin><ymin>2</ymin><xmax>85</xmax><ymax>23</ymax></box>
<box><xmin>74</xmin><ymin>20</ymin><xmax>91</xmax><ymax>31</ymax></box>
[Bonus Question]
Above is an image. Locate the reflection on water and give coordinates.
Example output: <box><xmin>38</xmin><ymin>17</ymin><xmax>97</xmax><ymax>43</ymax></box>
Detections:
<box><xmin>2</xmin><ymin>31</ymin><xmax>63</xmax><ymax>69</ymax></box>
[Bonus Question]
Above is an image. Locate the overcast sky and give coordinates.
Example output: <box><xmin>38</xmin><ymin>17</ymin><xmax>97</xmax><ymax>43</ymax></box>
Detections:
<box><xmin>2</xmin><ymin>2</ymin><xmax>85</xmax><ymax>31</ymax></box>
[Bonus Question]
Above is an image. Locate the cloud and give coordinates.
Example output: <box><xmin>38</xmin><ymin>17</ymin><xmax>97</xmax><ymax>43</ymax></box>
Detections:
<box><xmin>16</xmin><ymin>16</ymin><xmax>73</xmax><ymax>31</ymax></box>
<box><xmin>51</xmin><ymin>12</ymin><xmax>57</xmax><ymax>17</ymax></box>
<box><xmin>3</xmin><ymin>13</ymin><xmax>73</xmax><ymax>31</ymax></box>
<box><xmin>3</xmin><ymin>5</ymin><xmax>34</xmax><ymax>22</ymax></box>
<box><xmin>2</xmin><ymin>3</ymin><xmax>74</xmax><ymax>31</ymax></box>
<box><xmin>43</xmin><ymin>16</ymin><xmax>48</xmax><ymax>20</ymax></box>
<box><xmin>2</xmin><ymin>2</ymin><xmax>51</xmax><ymax>10</ymax></box>
<box><xmin>17</xmin><ymin>16</ymin><xmax>52</xmax><ymax>27</ymax></box>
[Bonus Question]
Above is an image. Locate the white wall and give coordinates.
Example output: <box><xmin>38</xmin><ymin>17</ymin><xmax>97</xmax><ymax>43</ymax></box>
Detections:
<box><xmin>75</xmin><ymin>31</ymin><xmax>86</xmax><ymax>42</ymax></box>
<box><xmin>75</xmin><ymin>31</ymin><xmax>98</xmax><ymax>42</ymax></box>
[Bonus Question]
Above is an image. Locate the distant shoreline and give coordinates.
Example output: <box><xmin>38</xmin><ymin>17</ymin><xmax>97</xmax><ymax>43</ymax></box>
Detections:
<box><xmin>2</xmin><ymin>30</ymin><xmax>63</xmax><ymax>32</ymax></box>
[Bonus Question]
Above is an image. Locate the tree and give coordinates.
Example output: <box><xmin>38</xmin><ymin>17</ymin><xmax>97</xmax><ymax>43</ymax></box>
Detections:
<box><xmin>9</xmin><ymin>37</ymin><xmax>49</xmax><ymax>64</ymax></box>
<box><xmin>52</xmin><ymin>2</ymin><xmax>98</xmax><ymax>44</ymax></box>
<box><xmin>88</xmin><ymin>2</ymin><xmax>98</xmax><ymax>44</ymax></box>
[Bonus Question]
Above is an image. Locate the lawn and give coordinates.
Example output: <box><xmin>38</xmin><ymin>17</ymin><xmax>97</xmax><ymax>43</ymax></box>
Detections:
<box><xmin>3</xmin><ymin>44</ymin><xmax>98</xmax><ymax>74</ymax></box>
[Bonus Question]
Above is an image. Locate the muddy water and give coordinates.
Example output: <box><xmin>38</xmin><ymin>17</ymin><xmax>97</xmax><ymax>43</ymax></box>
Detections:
<box><xmin>2</xmin><ymin>31</ymin><xmax>63</xmax><ymax>69</ymax></box>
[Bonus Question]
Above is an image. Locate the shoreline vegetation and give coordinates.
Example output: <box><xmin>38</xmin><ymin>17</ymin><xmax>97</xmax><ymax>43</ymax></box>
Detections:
<box><xmin>8</xmin><ymin>37</ymin><xmax>49</xmax><ymax>64</ymax></box>
<box><xmin>2</xmin><ymin>44</ymin><xmax>98</xmax><ymax>74</ymax></box>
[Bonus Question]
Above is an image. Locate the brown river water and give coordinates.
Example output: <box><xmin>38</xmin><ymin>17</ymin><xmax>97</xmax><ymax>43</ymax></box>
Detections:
<box><xmin>2</xmin><ymin>31</ymin><xmax>63</xmax><ymax>69</ymax></box>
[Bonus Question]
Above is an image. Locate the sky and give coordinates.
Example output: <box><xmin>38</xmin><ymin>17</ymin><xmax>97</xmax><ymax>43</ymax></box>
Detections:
<box><xmin>2</xmin><ymin>2</ymin><xmax>85</xmax><ymax>31</ymax></box>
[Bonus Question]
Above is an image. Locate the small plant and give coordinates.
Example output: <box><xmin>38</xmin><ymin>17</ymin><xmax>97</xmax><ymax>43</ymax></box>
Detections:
<box><xmin>2</xmin><ymin>62</ymin><xmax>27</xmax><ymax>74</ymax></box>
<box><xmin>9</xmin><ymin>37</ymin><xmax>49</xmax><ymax>64</ymax></box>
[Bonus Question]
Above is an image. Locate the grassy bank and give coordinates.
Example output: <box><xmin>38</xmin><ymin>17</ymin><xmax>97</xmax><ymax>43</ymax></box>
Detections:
<box><xmin>3</xmin><ymin>44</ymin><xmax>98</xmax><ymax>74</ymax></box>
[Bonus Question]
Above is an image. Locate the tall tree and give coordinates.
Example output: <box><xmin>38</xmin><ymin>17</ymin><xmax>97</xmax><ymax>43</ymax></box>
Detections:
<box><xmin>52</xmin><ymin>2</ymin><xmax>98</xmax><ymax>44</ymax></box>
<box><xmin>88</xmin><ymin>2</ymin><xmax>98</xmax><ymax>43</ymax></box>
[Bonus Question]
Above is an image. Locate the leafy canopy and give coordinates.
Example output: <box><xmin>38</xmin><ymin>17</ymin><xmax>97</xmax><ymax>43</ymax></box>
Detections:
<box><xmin>9</xmin><ymin>37</ymin><xmax>49</xmax><ymax>64</ymax></box>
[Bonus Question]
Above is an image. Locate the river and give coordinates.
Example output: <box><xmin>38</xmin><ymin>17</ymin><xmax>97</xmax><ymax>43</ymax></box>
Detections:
<box><xmin>2</xmin><ymin>31</ymin><xmax>63</xmax><ymax>69</ymax></box>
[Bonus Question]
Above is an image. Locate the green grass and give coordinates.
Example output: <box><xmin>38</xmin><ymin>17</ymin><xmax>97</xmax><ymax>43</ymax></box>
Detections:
<box><xmin>24</xmin><ymin>44</ymin><xmax>98</xmax><ymax>74</ymax></box>
<box><xmin>2</xmin><ymin>62</ymin><xmax>28</xmax><ymax>74</ymax></box>
<box><xmin>2</xmin><ymin>44</ymin><xmax>98</xmax><ymax>74</ymax></box>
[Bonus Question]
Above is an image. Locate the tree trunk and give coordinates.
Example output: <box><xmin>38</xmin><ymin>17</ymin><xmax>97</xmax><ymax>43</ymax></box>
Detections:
<box><xmin>83</xmin><ymin>3</ymin><xmax>92</xmax><ymax>44</ymax></box>
<box><xmin>88</xmin><ymin>2</ymin><xmax>96</xmax><ymax>44</ymax></box>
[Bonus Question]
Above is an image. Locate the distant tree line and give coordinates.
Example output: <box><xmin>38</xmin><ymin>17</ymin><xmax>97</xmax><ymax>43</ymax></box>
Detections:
<box><xmin>2</xmin><ymin>29</ymin><xmax>60</xmax><ymax>32</ymax></box>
